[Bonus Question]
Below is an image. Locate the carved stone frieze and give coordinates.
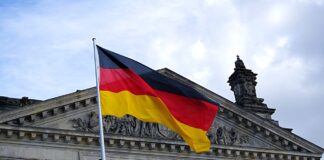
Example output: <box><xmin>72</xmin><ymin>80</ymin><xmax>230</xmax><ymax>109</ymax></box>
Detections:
<box><xmin>71</xmin><ymin>112</ymin><xmax>99</xmax><ymax>132</ymax></box>
<box><xmin>208</xmin><ymin>125</ymin><xmax>249</xmax><ymax>145</ymax></box>
<box><xmin>71</xmin><ymin>112</ymin><xmax>181</xmax><ymax>140</ymax></box>
<box><xmin>71</xmin><ymin>112</ymin><xmax>250</xmax><ymax>146</ymax></box>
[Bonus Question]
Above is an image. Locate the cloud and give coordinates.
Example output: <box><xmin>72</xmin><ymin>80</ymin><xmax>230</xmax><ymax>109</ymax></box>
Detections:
<box><xmin>267</xmin><ymin>4</ymin><xmax>291</xmax><ymax>26</ymax></box>
<box><xmin>1</xmin><ymin>0</ymin><xmax>324</xmax><ymax>148</ymax></box>
<box><xmin>191</xmin><ymin>39</ymin><xmax>206</xmax><ymax>60</ymax></box>
<box><xmin>276</xmin><ymin>36</ymin><xmax>289</xmax><ymax>48</ymax></box>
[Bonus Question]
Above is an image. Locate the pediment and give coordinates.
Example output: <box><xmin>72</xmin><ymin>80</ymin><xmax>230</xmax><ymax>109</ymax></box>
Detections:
<box><xmin>6</xmin><ymin>102</ymin><xmax>283</xmax><ymax>151</ymax></box>
<box><xmin>32</xmin><ymin>108</ymin><xmax>284</xmax><ymax>150</ymax></box>
<box><xmin>0</xmin><ymin>68</ymin><xmax>322</xmax><ymax>155</ymax></box>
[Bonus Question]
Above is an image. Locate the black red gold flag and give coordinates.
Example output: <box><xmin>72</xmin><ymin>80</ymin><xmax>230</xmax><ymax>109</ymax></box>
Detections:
<box><xmin>97</xmin><ymin>45</ymin><xmax>219</xmax><ymax>152</ymax></box>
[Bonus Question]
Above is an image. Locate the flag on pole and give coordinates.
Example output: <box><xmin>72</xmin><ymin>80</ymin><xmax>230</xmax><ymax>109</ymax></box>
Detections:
<box><xmin>97</xmin><ymin>45</ymin><xmax>219</xmax><ymax>153</ymax></box>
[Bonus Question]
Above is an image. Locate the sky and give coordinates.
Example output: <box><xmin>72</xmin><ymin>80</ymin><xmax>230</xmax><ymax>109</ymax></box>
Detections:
<box><xmin>0</xmin><ymin>0</ymin><xmax>323</xmax><ymax>151</ymax></box>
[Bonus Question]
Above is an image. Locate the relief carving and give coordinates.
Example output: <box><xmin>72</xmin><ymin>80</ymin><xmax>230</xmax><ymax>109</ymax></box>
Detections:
<box><xmin>233</xmin><ymin>84</ymin><xmax>241</xmax><ymax>100</ymax></box>
<box><xmin>71</xmin><ymin>112</ymin><xmax>99</xmax><ymax>132</ymax></box>
<box><xmin>243</xmin><ymin>82</ymin><xmax>256</xmax><ymax>96</ymax></box>
<box><xmin>208</xmin><ymin>126</ymin><xmax>249</xmax><ymax>145</ymax></box>
<box><xmin>71</xmin><ymin>112</ymin><xmax>249</xmax><ymax>145</ymax></box>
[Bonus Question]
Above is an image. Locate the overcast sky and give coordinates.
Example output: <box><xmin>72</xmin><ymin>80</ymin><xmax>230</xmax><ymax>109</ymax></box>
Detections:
<box><xmin>0</xmin><ymin>0</ymin><xmax>323</xmax><ymax>150</ymax></box>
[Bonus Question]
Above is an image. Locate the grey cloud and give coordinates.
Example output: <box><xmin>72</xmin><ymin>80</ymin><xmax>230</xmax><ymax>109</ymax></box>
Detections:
<box><xmin>0</xmin><ymin>0</ymin><xmax>323</xmax><ymax>149</ymax></box>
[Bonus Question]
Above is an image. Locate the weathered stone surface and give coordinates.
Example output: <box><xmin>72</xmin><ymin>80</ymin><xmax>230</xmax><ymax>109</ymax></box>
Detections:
<box><xmin>228</xmin><ymin>56</ymin><xmax>275</xmax><ymax>120</ymax></box>
<box><xmin>0</xmin><ymin>68</ymin><xmax>323</xmax><ymax>160</ymax></box>
<box><xmin>0</xmin><ymin>96</ymin><xmax>40</xmax><ymax>113</ymax></box>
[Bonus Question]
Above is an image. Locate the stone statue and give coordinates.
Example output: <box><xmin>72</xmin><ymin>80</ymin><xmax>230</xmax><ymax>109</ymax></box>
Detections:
<box><xmin>229</xmin><ymin>128</ymin><xmax>238</xmax><ymax>145</ymax></box>
<box><xmin>88</xmin><ymin>112</ymin><xmax>99</xmax><ymax>130</ymax></box>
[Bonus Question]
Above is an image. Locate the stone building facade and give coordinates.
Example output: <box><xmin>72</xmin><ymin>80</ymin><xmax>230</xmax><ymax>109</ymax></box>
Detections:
<box><xmin>0</xmin><ymin>57</ymin><xmax>323</xmax><ymax>160</ymax></box>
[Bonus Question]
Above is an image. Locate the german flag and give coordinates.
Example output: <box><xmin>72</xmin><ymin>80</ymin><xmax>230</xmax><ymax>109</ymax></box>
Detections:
<box><xmin>97</xmin><ymin>45</ymin><xmax>219</xmax><ymax>152</ymax></box>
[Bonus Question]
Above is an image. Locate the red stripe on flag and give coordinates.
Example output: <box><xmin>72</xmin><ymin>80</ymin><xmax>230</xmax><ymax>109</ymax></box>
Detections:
<box><xmin>100</xmin><ymin>68</ymin><xmax>156</xmax><ymax>96</ymax></box>
<box><xmin>156</xmin><ymin>90</ymin><xmax>218</xmax><ymax>131</ymax></box>
<box><xmin>99</xmin><ymin>68</ymin><xmax>218</xmax><ymax>130</ymax></box>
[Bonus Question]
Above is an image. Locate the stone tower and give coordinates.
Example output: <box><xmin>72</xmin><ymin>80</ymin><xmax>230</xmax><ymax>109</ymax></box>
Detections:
<box><xmin>228</xmin><ymin>56</ymin><xmax>275</xmax><ymax>120</ymax></box>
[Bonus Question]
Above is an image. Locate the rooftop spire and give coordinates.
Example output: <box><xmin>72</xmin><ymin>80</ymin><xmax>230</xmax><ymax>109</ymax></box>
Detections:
<box><xmin>235</xmin><ymin>55</ymin><xmax>246</xmax><ymax>69</ymax></box>
<box><xmin>228</xmin><ymin>56</ymin><xmax>275</xmax><ymax>120</ymax></box>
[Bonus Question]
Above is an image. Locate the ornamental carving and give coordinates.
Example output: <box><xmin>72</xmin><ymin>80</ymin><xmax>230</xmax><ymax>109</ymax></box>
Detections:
<box><xmin>208</xmin><ymin>125</ymin><xmax>249</xmax><ymax>145</ymax></box>
<box><xmin>244</xmin><ymin>81</ymin><xmax>256</xmax><ymax>96</ymax></box>
<box><xmin>71</xmin><ymin>112</ymin><xmax>249</xmax><ymax>145</ymax></box>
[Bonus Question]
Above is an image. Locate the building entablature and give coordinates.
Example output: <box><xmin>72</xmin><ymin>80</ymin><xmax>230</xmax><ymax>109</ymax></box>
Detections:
<box><xmin>0</xmin><ymin>124</ymin><xmax>322</xmax><ymax>160</ymax></box>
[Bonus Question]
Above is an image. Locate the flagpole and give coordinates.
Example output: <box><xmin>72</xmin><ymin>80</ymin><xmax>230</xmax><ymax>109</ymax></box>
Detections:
<box><xmin>92</xmin><ymin>38</ymin><xmax>107</xmax><ymax>160</ymax></box>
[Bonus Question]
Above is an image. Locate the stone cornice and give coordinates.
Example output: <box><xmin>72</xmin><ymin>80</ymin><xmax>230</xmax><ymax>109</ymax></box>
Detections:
<box><xmin>0</xmin><ymin>124</ymin><xmax>322</xmax><ymax>160</ymax></box>
<box><xmin>0</xmin><ymin>88</ymin><xmax>96</xmax><ymax>125</ymax></box>
<box><xmin>27</xmin><ymin>103</ymin><xmax>96</xmax><ymax>127</ymax></box>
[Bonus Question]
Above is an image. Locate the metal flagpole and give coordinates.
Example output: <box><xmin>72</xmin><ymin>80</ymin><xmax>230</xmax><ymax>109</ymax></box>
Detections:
<box><xmin>92</xmin><ymin>38</ymin><xmax>106</xmax><ymax>160</ymax></box>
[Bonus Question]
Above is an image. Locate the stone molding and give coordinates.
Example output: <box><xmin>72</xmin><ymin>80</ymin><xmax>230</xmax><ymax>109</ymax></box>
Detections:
<box><xmin>1</xmin><ymin>90</ymin><xmax>322</xmax><ymax>154</ymax></box>
<box><xmin>2</xmin><ymin>90</ymin><xmax>96</xmax><ymax>127</ymax></box>
<box><xmin>1</xmin><ymin>92</ymin><xmax>306</xmax><ymax>153</ymax></box>
<box><xmin>0</xmin><ymin>87</ymin><xmax>96</xmax><ymax>124</ymax></box>
<box><xmin>0</xmin><ymin>69</ymin><xmax>323</xmax><ymax>155</ymax></box>
<box><xmin>1</xmin><ymin>90</ymin><xmax>322</xmax><ymax>155</ymax></box>
<box><xmin>70</xmin><ymin>113</ymin><xmax>250</xmax><ymax>146</ymax></box>
<box><xmin>0</xmin><ymin>124</ymin><xmax>322</xmax><ymax>160</ymax></box>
